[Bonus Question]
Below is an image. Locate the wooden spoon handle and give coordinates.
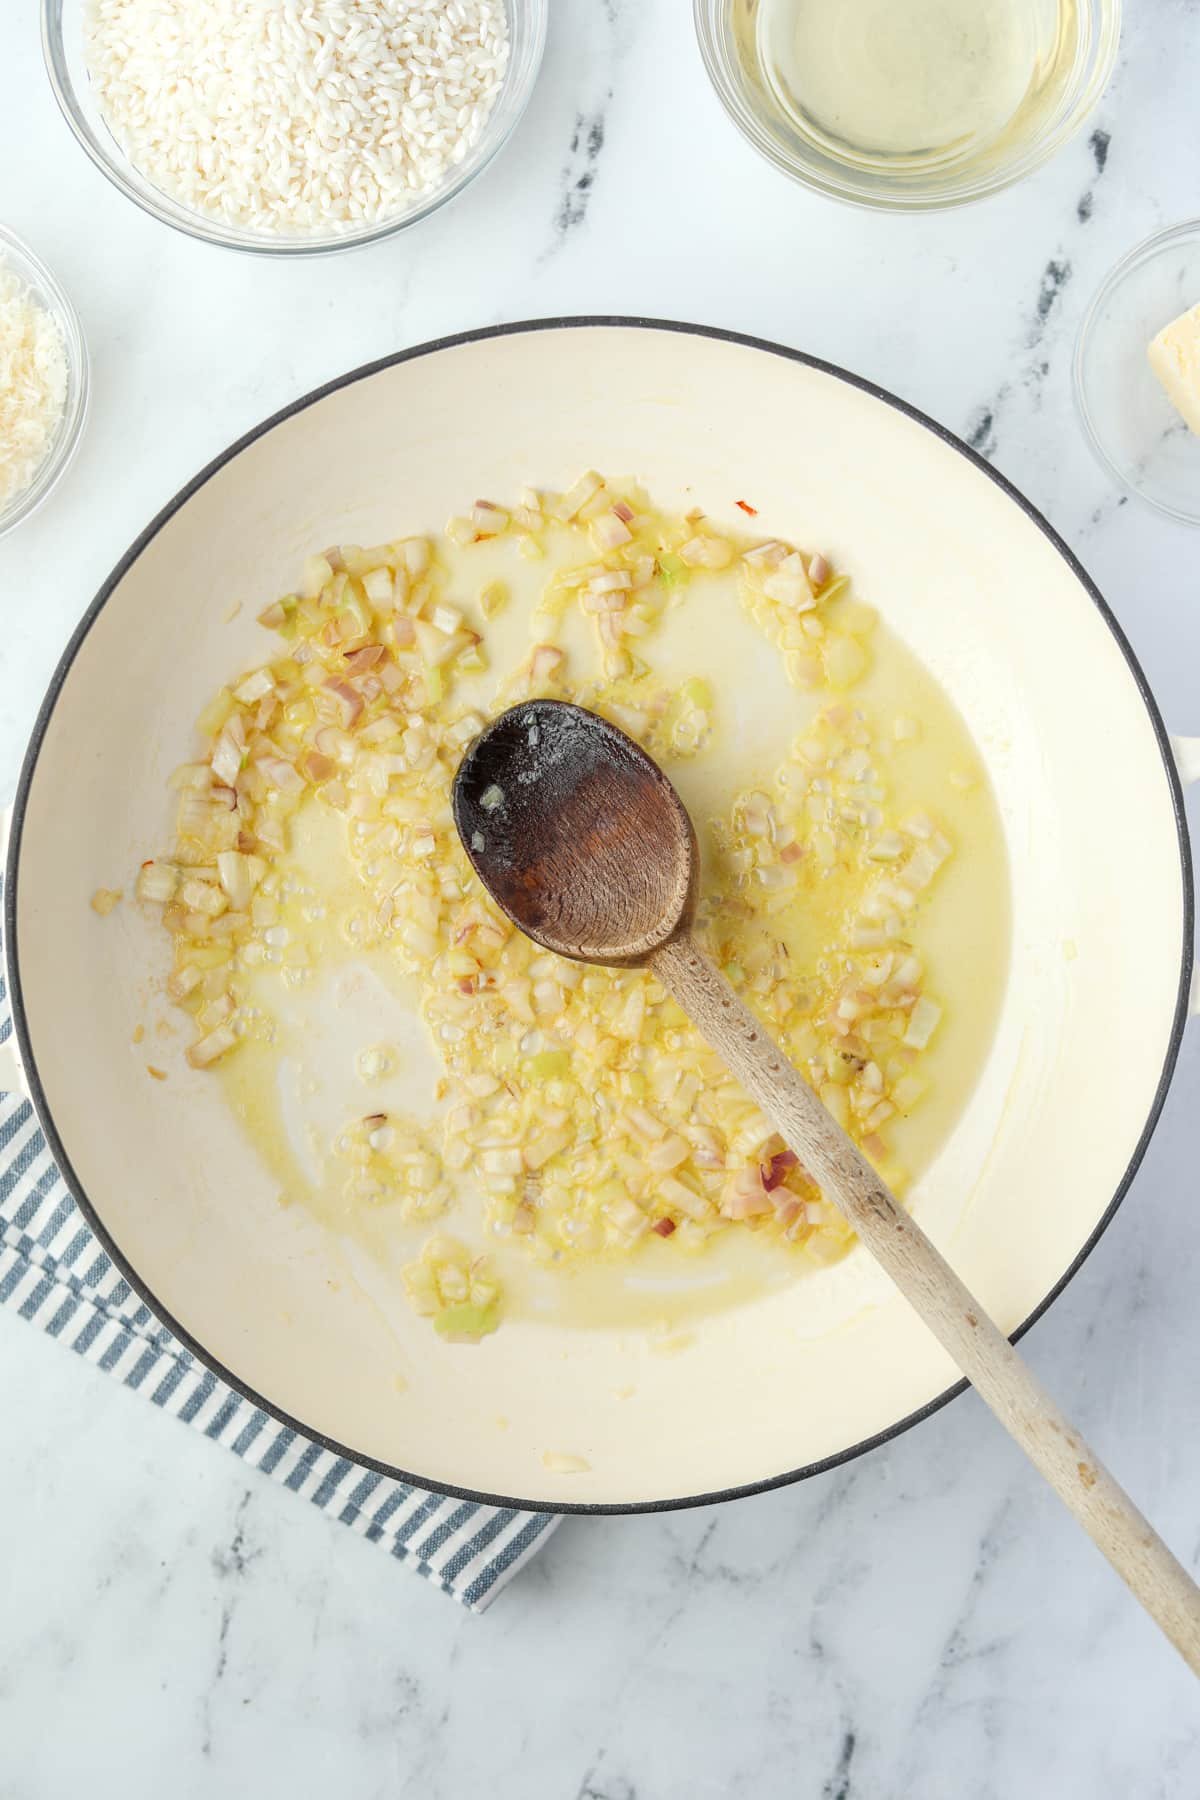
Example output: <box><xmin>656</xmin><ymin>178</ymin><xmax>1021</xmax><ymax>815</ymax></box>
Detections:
<box><xmin>653</xmin><ymin>931</ymin><xmax>1200</xmax><ymax>1674</ymax></box>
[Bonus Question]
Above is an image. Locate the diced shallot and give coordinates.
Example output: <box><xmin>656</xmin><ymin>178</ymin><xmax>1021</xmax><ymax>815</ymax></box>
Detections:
<box><xmin>256</xmin><ymin>754</ymin><xmax>306</xmax><ymax>794</ymax></box>
<box><xmin>362</xmin><ymin>567</ymin><xmax>394</xmax><ymax>608</ymax></box>
<box><xmin>343</xmin><ymin>644</ymin><xmax>384</xmax><ymax>676</ymax></box>
<box><xmin>868</xmin><ymin>831</ymin><xmax>905</xmax><ymax>862</ymax></box>
<box><xmin>658</xmin><ymin>1178</ymin><xmax>712</xmax><ymax>1222</ymax></box>
<box><xmin>721</xmin><ymin>1168</ymin><xmax>774</xmax><ymax>1219</ymax></box>
<box><xmin>211</xmin><ymin>728</ymin><xmax>244</xmax><ymax>788</ymax></box>
<box><xmin>301</xmin><ymin>750</ymin><xmax>336</xmax><ymax>784</ymax></box>
<box><xmin>582</xmin><ymin>588</ymin><xmax>628</xmax><ymax>615</ymax></box>
<box><xmin>179</xmin><ymin>878</ymin><xmax>227</xmax><ymax>918</ymax></box>
<box><xmin>234</xmin><ymin>668</ymin><xmax>274</xmax><ymax>705</ymax></box>
<box><xmin>168</xmin><ymin>763</ymin><xmax>212</xmax><ymax>792</ymax></box>
<box><xmin>529</xmin><ymin>644</ymin><xmax>565</xmax><ymax>685</ymax></box>
<box><xmin>321</xmin><ymin>678</ymin><xmax>364</xmax><ymax>727</ymax></box>
<box><xmin>137</xmin><ymin>862</ymin><xmax>178</xmax><ymax>904</ymax></box>
<box><xmin>605</xmin><ymin>1193</ymin><xmax>648</xmax><ymax>1238</ymax></box>
<box><xmin>678</xmin><ymin>534</ymin><xmax>734</xmax><ymax>571</ymax></box>
<box><xmin>187</xmin><ymin>1024</ymin><xmax>238</xmax><ymax>1069</ymax></box>
<box><xmin>743</xmin><ymin>540</ymin><xmax>786</xmax><ymax>566</ymax></box>
<box><xmin>216</xmin><ymin>851</ymin><xmax>259</xmax><ymax>911</ymax></box>
<box><xmin>167</xmin><ymin>964</ymin><xmax>202</xmax><ymax>1000</ymax></box>
<box><xmin>302</xmin><ymin>554</ymin><xmax>333</xmax><ymax>598</ymax></box>
<box><xmin>904</xmin><ymin>997</ymin><xmax>943</xmax><ymax>1050</ymax></box>
<box><xmin>644</xmin><ymin>1133</ymin><xmax>691</xmax><ymax>1173</ymax></box>
<box><xmin>472</xmin><ymin>501</ymin><xmax>509</xmax><ymax>534</ymax></box>
<box><xmin>587</xmin><ymin>570</ymin><xmax>632</xmax><ymax>595</ymax></box>
<box><xmin>402</xmin><ymin>538</ymin><xmax>430</xmax><ymax>579</ymax></box>
<box><xmin>761</xmin><ymin>1148</ymin><xmax>799</xmax><ymax>1190</ymax></box>
<box><xmin>592</xmin><ymin>512</ymin><xmax>633</xmax><ymax>550</ymax></box>
<box><xmin>553</xmin><ymin>470</ymin><xmax>603</xmax><ymax>520</ymax></box>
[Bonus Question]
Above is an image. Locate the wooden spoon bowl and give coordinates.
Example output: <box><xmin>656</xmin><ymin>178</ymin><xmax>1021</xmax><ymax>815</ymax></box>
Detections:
<box><xmin>453</xmin><ymin>698</ymin><xmax>696</xmax><ymax>964</ymax></box>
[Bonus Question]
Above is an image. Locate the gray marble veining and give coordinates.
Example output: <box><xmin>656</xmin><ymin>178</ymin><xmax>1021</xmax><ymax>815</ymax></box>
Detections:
<box><xmin>2</xmin><ymin>0</ymin><xmax>1199</xmax><ymax>1793</ymax></box>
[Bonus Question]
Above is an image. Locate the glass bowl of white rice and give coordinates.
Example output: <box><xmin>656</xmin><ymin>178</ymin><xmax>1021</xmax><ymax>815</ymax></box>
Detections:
<box><xmin>0</xmin><ymin>226</ymin><xmax>89</xmax><ymax>540</ymax></box>
<box><xmin>42</xmin><ymin>0</ymin><xmax>547</xmax><ymax>256</ymax></box>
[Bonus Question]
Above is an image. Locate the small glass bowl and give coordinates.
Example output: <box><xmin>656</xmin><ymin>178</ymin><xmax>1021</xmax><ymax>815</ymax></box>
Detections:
<box><xmin>693</xmin><ymin>0</ymin><xmax>1120</xmax><ymax>213</ymax></box>
<box><xmin>1074</xmin><ymin>220</ymin><xmax>1200</xmax><ymax>527</ymax></box>
<box><xmin>42</xmin><ymin>0</ymin><xmax>547</xmax><ymax>257</ymax></box>
<box><xmin>0</xmin><ymin>226</ymin><xmax>89</xmax><ymax>541</ymax></box>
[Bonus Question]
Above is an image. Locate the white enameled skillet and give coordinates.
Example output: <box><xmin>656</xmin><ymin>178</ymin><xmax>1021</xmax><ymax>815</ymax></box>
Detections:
<box><xmin>2</xmin><ymin>321</ymin><xmax>1195</xmax><ymax>1510</ymax></box>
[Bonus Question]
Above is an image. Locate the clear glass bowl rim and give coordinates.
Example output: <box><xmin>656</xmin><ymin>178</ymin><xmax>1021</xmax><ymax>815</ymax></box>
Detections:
<box><xmin>1073</xmin><ymin>216</ymin><xmax>1200</xmax><ymax>527</ymax></box>
<box><xmin>41</xmin><ymin>0</ymin><xmax>548</xmax><ymax>257</ymax></box>
<box><xmin>0</xmin><ymin>223</ymin><xmax>90</xmax><ymax>540</ymax></box>
<box><xmin>692</xmin><ymin>0</ymin><xmax>1122</xmax><ymax>214</ymax></box>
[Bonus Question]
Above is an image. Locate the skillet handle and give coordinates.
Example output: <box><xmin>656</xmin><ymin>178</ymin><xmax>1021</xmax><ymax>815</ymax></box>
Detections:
<box><xmin>1172</xmin><ymin>739</ymin><xmax>1200</xmax><ymax>1018</ymax></box>
<box><xmin>0</xmin><ymin>803</ymin><xmax>26</xmax><ymax>1099</ymax></box>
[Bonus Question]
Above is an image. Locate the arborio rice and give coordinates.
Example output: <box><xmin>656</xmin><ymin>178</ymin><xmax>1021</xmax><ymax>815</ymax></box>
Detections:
<box><xmin>84</xmin><ymin>0</ymin><xmax>511</xmax><ymax>236</ymax></box>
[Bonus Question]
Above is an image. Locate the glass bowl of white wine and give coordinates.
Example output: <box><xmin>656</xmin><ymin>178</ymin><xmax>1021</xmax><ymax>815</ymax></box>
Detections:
<box><xmin>695</xmin><ymin>0</ymin><xmax>1120</xmax><ymax>212</ymax></box>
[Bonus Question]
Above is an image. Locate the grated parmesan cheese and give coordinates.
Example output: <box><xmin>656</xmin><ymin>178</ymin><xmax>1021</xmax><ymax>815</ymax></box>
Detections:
<box><xmin>84</xmin><ymin>0</ymin><xmax>511</xmax><ymax>238</ymax></box>
<box><xmin>0</xmin><ymin>267</ymin><xmax>67</xmax><ymax>512</ymax></box>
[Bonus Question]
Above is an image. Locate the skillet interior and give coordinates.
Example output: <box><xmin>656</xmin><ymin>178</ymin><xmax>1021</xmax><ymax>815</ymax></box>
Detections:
<box><xmin>6</xmin><ymin>321</ymin><xmax>1191</xmax><ymax>1509</ymax></box>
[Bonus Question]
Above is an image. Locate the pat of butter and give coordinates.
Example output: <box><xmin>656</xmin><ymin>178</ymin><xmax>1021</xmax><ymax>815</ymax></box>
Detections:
<box><xmin>1147</xmin><ymin>301</ymin><xmax>1200</xmax><ymax>436</ymax></box>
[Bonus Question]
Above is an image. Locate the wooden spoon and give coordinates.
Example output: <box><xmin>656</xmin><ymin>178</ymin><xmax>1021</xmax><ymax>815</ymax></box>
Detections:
<box><xmin>454</xmin><ymin>697</ymin><xmax>1200</xmax><ymax>1673</ymax></box>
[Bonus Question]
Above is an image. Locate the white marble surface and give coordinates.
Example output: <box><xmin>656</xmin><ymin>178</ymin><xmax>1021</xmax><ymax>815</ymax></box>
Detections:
<box><xmin>2</xmin><ymin>2</ymin><xmax>1199</xmax><ymax>1793</ymax></box>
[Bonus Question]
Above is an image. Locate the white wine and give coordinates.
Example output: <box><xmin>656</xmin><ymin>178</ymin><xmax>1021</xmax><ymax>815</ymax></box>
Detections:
<box><xmin>733</xmin><ymin>0</ymin><xmax>1080</xmax><ymax>176</ymax></box>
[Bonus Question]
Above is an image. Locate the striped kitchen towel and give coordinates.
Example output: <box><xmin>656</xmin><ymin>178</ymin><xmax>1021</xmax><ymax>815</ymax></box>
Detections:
<box><xmin>0</xmin><ymin>967</ymin><xmax>559</xmax><ymax>1610</ymax></box>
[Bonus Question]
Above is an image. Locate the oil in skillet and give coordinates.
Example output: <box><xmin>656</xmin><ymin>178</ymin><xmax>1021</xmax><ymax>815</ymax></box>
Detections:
<box><xmin>215</xmin><ymin>544</ymin><xmax>1010</xmax><ymax>1332</ymax></box>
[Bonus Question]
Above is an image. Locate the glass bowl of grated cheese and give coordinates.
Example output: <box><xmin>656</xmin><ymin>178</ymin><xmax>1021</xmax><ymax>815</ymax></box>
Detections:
<box><xmin>0</xmin><ymin>226</ymin><xmax>89</xmax><ymax>541</ymax></box>
<box><xmin>42</xmin><ymin>0</ymin><xmax>548</xmax><ymax>257</ymax></box>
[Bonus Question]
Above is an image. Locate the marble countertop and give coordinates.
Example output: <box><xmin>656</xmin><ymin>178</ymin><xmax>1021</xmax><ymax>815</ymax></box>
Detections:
<box><xmin>2</xmin><ymin>2</ymin><xmax>1199</xmax><ymax>1793</ymax></box>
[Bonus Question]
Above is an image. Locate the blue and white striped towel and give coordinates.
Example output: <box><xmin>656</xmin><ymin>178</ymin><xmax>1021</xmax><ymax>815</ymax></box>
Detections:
<box><xmin>0</xmin><ymin>955</ymin><xmax>559</xmax><ymax>1610</ymax></box>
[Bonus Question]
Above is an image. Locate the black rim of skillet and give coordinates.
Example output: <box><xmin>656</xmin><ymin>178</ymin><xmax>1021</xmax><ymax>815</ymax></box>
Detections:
<box><xmin>5</xmin><ymin>318</ymin><xmax>1195</xmax><ymax>1518</ymax></box>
